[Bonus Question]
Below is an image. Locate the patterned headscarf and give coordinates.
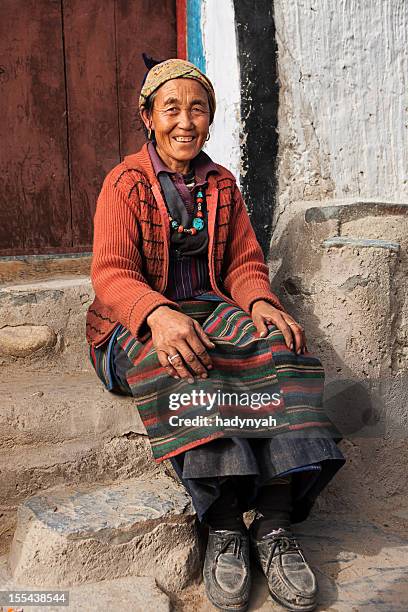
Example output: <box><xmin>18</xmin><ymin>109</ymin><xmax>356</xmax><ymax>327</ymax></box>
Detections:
<box><xmin>139</xmin><ymin>57</ymin><xmax>216</xmax><ymax>123</ymax></box>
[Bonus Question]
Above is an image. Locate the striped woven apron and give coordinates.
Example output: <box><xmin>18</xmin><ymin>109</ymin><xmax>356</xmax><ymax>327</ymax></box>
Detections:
<box><xmin>89</xmin><ymin>299</ymin><xmax>340</xmax><ymax>463</ymax></box>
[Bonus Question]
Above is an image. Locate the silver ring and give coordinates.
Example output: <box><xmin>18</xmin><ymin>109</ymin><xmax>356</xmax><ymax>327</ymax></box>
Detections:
<box><xmin>167</xmin><ymin>353</ymin><xmax>180</xmax><ymax>364</ymax></box>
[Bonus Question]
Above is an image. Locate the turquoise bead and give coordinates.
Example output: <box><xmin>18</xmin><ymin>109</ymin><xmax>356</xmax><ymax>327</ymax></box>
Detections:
<box><xmin>192</xmin><ymin>217</ymin><xmax>205</xmax><ymax>230</ymax></box>
<box><xmin>171</xmin><ymin>220</ymin><xmax>179</xmax><ymax>230</ymax></box>
<box><xmin>197</xmin><ymin>191</ymin><xmax>203</xmax><ymax>198</ymax></box>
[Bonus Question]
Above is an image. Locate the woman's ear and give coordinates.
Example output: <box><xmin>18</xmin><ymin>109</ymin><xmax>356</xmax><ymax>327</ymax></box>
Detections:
<box><xmin>140</xmin><ymin>108</ymin><xmax>153</xmax><ymax>132</ymax></box>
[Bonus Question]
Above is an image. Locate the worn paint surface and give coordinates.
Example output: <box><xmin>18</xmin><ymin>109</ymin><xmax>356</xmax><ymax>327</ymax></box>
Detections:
<box><xmin>196</xmin><ymin>0</ymin><xmax>280</xmax><ymax>254</ymax></box>
<box><xmin>274</xmin><ymin>0</ymin><xmax>408</xmax><ymax>222</ymax></box>
<box><xmin>0</xmin><ymin>0</ymin><xmax>177</xmax><ymax>255</ymax></box>
<box><xmin>63</xmin><ymin>0</ymin><xmax>119</xmax><ymax>248</ymax></box>
<box><xmin>187</xmin><ymin>0</ymin><xmax>205</xmax><ymax>72</ymax></box>
<box><xmin>0</xmin><ymin>0</ymin><xmax>71</xmax><ymax>254</ymax></box>
<box><xmin>201</xmin><ymin>0</ymin><xmax>242</xmax><ymax>184</ymax></box>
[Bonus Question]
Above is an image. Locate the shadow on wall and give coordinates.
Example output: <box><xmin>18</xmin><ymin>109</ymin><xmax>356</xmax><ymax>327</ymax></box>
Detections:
<box><xmin>267</xmin><ymin>200</ymin><xmax>408</xmax><ymax>522</ymax></box>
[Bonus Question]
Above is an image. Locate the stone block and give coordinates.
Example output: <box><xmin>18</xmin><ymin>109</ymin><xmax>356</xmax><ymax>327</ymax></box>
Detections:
<box><xmin>0</xmin><ymin>325</ymin><xmax>57</xmax><ymax>357</ymax></box>
<box><xmin>0</xmin><ymin>277</ymin><xmax>95</xmax><ymax>371</ymax></box>
<box><xmin>9</xmin><ymin>477</ymin><xmax>199</xmax><ymax>593</ymax></box>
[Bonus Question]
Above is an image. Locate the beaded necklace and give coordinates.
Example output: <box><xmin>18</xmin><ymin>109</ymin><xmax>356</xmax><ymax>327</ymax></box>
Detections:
<box><xmin>168</xmin><ymin>180</ymin><xmax>206</xmax><ymax>235</ymax></box>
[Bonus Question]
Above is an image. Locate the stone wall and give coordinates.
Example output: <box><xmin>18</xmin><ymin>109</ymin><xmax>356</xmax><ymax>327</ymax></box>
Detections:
<box><xmin>269</xmin><ymin>1</ymin><xmax>408</xmax><ymax>524</ymax></box>
<box><xmin>273</xmin><ymin>0</ymin><xmax>408</xmax><ymax>220</ymax></box>
<box><xmin>269</xmin><ymin>198</ymin><xmax>408</xmax><ymax>522</ymax></box>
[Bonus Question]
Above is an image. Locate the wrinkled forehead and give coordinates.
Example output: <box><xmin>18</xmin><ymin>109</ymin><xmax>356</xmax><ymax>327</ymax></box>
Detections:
<box><xmin>154</xmin><ymin>78</ymin><xmax>209</xmax><ymax>106</ymax></box>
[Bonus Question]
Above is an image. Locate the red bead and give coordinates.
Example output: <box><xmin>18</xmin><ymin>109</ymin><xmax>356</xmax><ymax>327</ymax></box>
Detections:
<box><xmin>196</xmin><ymin>211</ymin><xmax>203</xmax><ymax>218</ymax></box>
<box><xmin>190</xmin><ymin>227</ymin><xmax>197</xmax><ymax>235</ymax></box>
<box><xmin>196</xmin><ymin>198</ymin><xmax>203</xmax><ymax>203</ymax></box>
<box><xmin>178</xmin><ymin>225</ymin><xmax>184</xmax><ymax>233</ymax></box>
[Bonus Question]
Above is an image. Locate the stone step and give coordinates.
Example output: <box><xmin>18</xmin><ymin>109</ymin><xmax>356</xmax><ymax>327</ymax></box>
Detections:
<box><xmin>0</xmin><ymin>555</ymin><xmax>170</xmax><ymax>611</ymax></box>
<box><xmin>8</xmin><ymin>476</ymin><xmax>199</xmax><ymax>594</ymax></box>
<box><xmin>0</xmin><ymin>431</ymin><xmax>165</xmax><ymax>556</ymax></box>
<box><xmin>5</xmin><ymin>511</ymin><xmax>408</xmax><ymax>610</ymax></box>
<box><xmin>0</xmin><ymin>276</ymin><xmax>94</xmax><ymax>371</ymax></box>
<box><xmin>0</xmin><ymin>370</ymin><xmax>145</xmax><ymax>450</ymax></box>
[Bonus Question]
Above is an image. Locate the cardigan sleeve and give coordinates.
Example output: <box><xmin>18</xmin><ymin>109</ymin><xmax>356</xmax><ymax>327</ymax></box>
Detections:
<box><xmin>221</xmin><ymin>183</ymin><xmax>287</xmax><ymax>315</ymax></box>
<box><xmin>91</xmin><ymin>172</ymin><xmax>181</xmax><ymax>339</ymax></box>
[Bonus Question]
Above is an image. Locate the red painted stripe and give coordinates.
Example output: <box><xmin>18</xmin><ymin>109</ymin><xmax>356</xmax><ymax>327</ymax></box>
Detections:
<box><xmin>176</xmin><ymin>0</ymin><xmax>187</xmax><ymax>59</ymax></box>
<box><xmin>213</xmin><ymin>353</ymin><xmax>271</xmax><ymax>368</ymax></box>
<box><xmin>155</xmin><ymin>432</ymin><xmax>224</xmax><ymax>462</ymax></box>
<box><xmin>280</xmin><ymin>382</ymin><xmax>323</xmax><ymax>392</ymax></box>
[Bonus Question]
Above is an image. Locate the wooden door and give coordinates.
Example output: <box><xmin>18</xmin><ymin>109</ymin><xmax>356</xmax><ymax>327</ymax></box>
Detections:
<box><xmin>0</xmin><ymin>0</ymin><xmax>176</xmax><ymax>256</ymax></box>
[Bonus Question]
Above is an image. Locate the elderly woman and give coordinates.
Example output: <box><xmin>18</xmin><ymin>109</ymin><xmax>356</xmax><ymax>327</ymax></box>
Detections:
<box><xmin>86</xmin><ymin>57</ymin><xmax>345</xmax><ymax>612</ymax></box>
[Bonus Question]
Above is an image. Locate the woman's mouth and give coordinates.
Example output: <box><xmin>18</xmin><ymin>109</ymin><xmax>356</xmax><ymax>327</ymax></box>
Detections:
<box><xmin>173</xmin><ymin>136</ymin><xmax>195</xmax><ymax>143</ymax></box>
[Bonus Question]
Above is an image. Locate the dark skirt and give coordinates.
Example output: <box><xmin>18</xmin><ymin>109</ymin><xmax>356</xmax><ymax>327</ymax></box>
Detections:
<box><xmin>168</xmin><ymin>435</ymin><xmax>345</xmax><ymax>523</ymax></box>
<box><xmin>89</xmin><ymin>322</ymin><xmax>346</xmax><ymax>524</ymax></box>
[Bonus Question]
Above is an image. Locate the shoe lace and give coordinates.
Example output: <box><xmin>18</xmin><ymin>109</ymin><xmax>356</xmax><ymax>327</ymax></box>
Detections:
<box><xmin>264</xmin><ymin>532</ymin><xmax>304</xmax><ymax>575</ymax></box>
<box><xmin>214</xmin><ymin>532</ymin><xmax>243</xmax><ymax>565</ymax></box>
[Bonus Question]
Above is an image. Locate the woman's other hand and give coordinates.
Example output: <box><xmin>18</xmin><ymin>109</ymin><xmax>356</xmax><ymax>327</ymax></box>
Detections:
<box><xmin>251</xmin><ymin>300</ymin><xmax>308</xmax><ymax>354</ymax></box>
<box><xmin>146</xmin><ymin>306</ymin><xmax>215</xmax><ymax>382</ymax></box>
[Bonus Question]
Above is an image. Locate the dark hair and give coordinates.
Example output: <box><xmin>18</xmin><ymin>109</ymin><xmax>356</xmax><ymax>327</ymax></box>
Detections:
<box><xmin>141</xmin><ymin>90</ymin><xmax>158</xmax><ymax>141</ymax></box>
<box><xmin>140</xmin><ymin>53</ymin><xmax>163</xmax><ymax>141</ymax></box>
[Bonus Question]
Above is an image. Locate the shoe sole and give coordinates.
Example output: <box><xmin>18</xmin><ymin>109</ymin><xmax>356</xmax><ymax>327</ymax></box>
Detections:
<box><xmin>204</xmin><ymin>576</ymin><xmax>250</xmax><ymax>612</ymax></box>
<box><xmin>205</xmin><ymin>591</ymin><xmax>250</xmax><ymax>612</ymax></box>
<box><xmin>268</xmin><ymin>588</ymin><xmax>317</xmax><ymax>612</ymax></box>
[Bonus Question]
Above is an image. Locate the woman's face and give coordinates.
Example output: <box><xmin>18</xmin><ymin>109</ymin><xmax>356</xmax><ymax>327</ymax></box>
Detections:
<box><xmin>141</xmin><ymin>78</ymin><xmax>210</xmax><ymax>171</ymax></box>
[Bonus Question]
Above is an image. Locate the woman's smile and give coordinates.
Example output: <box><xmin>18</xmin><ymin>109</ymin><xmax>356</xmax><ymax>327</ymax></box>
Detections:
<box><xmin>141</xmin><ymin>78</ymin><xmax>210</xmax><ymax>173</ymax></box>
<box><xmin>173</xmin><ymin>136</ymin><xmax>195</xmax><ymax>142</ymax></box>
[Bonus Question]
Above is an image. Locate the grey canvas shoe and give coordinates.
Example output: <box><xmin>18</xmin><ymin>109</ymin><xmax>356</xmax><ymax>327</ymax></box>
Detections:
<box><xmin>250</xmin><ymin>527</ymin><xmax>318</xmax><ymax>611</ymax></box>
<box><xmin>203</xmin><ymin>529</ymin><xmax>251</xmax><ymax>611</ymax></box>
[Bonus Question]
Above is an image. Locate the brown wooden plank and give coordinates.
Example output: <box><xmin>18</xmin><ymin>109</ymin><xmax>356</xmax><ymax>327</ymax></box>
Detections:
<box><xmin>116</xmin><ymin>0</ymin><xmax>177</xmax><ymax>157</ymax></box>
<box><xmin>63</xmin><ymin>0</ymin><xmax>120</xmax><ymax>247</ymax></box>
<box><xmin>0</xmin><ymin>245</ymin><xmax>91</xmax><ymax>257</ymax></box>
<box><xmin>0</xmin><ymin>0</ymin><xmax>71</xmax><ymax>254</ymax></box>
<box><xmin>0</xmin><ymin>254</ymin><xmax>91</xmax><ymax>286</ymax></box>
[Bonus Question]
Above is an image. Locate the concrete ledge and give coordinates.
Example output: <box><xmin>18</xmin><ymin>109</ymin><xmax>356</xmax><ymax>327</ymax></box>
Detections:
<box><xmin>9</xmin><ymin>477</ymin><xmax>199</xmax><ymax>593</ymax></box>
<box><xmin>305</xmin><ymin>200</ymin><xmax>408</xmax><ymax>224</ymax></box>
<box><xmin>0</xmin><ymin>254</ymin><xmax>91</xmax><ymax>286</ymax></box>
<box><xmin>0</xmin><ymin>370</ymin><xmax>145</xmax><ymax>449</ymax></box>
<box><xmin>322</xmin><ymin>236</ymin><xmax>401</xmax><ymax>252</ymax></box>
<box><xmin>0</xmin><ymin>435</ymin><xmax>158</xmax><ymax>509</ymax></box>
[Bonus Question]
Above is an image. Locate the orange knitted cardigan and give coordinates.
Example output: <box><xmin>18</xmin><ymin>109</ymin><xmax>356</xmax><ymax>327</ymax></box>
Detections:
<box><xmin>86</xmin><ymin>143</ymin><xmax>286</xmax><ymax>347</ymax></box>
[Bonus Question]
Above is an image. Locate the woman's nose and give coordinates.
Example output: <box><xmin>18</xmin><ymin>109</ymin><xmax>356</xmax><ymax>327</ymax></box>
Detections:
<box><xmin>177</xmin><ymin>109</ymin><xmax>195</xmax><ymax>129</ymax></box>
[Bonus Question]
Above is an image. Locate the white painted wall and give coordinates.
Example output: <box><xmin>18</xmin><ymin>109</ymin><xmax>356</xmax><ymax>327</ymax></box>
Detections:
<box><xmin>274</xmin><ymin>0</ymin><xmax>408</xmax><ymax>212</ymax></box>
<box><xmin>201</xmin><ymin>0</ymin><xmax>242</xmax><ymax>184</ymax></box>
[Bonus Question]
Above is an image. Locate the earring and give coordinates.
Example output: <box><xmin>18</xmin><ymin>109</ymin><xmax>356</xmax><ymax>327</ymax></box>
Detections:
<box><xmin>148</xmin><ymin>127</ymin><xmax>152</xmax><ymax>140</ymax></box>
<box><xmin>206</xmin><ymin>132</ymin><xmax>210</xmax><ymax>142</ymax></box>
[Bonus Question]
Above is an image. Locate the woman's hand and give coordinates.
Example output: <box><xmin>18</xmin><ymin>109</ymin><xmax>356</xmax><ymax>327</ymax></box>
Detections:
<box><xmin>251</xmin><ymin>300</ymin><xmax>308</xmax><ymax>354</ymax></box>
<box><xmin>146</xmin><ymin>306</ymin><xmax>215</xmax><ymax>382</ymax></box>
